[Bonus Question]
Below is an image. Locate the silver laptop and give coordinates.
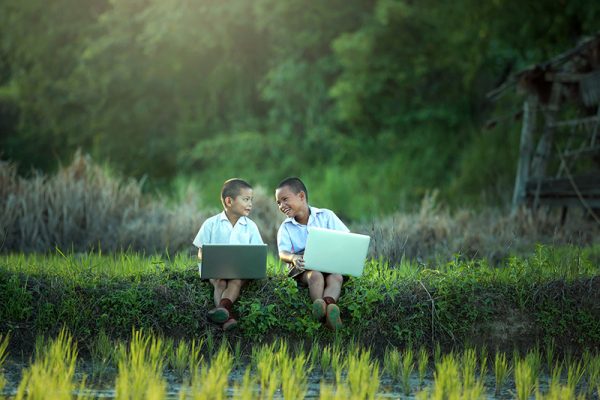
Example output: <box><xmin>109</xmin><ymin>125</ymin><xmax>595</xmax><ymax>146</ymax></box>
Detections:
<box><xmin>199</xmin><ymin>244</ymin><xmax>267</xmax><ymax>279</ymax></box>
<box><xmin>303</xmin><ymin>227</ymin><xmax>370</xmax><ymax>277</ymax></box>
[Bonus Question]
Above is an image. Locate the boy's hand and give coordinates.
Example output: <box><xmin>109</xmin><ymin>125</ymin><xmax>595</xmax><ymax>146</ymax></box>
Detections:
<box><xmin>291</xmin><ymin>254</ymin><xmax>305</xmax><ymax>268</ymax></box>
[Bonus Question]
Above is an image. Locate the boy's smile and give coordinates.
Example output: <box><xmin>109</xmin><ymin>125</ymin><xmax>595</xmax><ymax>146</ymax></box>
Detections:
<box><xmin>275</xmin><ymin>186</ymin><xmax>309</xmax><ymax>223</ymax></box>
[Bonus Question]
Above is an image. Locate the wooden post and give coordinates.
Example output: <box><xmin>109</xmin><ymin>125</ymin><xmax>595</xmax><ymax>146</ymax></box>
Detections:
<box><xmin>512</xmin><ymin>96</ymin><xmax>537</xmax><ymax>212</ymax></box>
<box><xmin>531</xmin><ymin>82</ymin><xmax>562</xmax><ymax>210</ymax></box>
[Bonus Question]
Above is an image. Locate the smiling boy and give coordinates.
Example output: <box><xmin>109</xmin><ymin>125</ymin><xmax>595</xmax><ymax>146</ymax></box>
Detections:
<box><xmin>193</xmin><ymin>178</ymin><xmax>263</xmax><ymax>331</ymax></box>
<box><xmin>275</xmin><ymin>177</ymin><xmax>349</xmax><ymax>330</ymax></box>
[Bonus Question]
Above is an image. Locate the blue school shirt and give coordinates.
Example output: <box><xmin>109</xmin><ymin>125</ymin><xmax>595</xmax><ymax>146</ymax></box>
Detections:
<box><xmin>193</xmin><ymin>211</ymin><xmax>263</xmax><ymax>247</ymax></box>
<box><xmin>277</xmin><ymin>206</ymin><xmax>349</xmax><ymax>254</ymax></box>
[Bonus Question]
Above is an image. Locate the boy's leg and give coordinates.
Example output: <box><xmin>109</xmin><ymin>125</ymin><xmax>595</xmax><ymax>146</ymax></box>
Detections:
<box><xmin>221</xmin><ymin>279</ymin><xmax>244</xmax><ymax>303</ymax></box>
<box><xmin>210</xmin><ymin>279</ymin><xmax>227</xmax><ymax>307</ymax></box>
<box><xmin>208</xmin><ymin>279</ymin><xmax>230</xmax><ymax>323</ymax></box>
<box><xmin>300</xmin><ymin>271</ymin><xmax>327</xmax><ymax>321</ymax></box>
<box><xmin>323</xmin><ymin>274</ymin><xmax>344</xmax><ymax>330</ymax></box>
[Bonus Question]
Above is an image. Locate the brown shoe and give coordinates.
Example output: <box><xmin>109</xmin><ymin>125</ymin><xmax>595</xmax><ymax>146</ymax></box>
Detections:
<box><xmin>325</xmin><ymin>304</ymin><xmax>343</xmax><ymax>330</ymax></box>
<box><xmin>222</xmin><ymin>317</ymin><xmax>238</xmax><ymax>331</ymax></box>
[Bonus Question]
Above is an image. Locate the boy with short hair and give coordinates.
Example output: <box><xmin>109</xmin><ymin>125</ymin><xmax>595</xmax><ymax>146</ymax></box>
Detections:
<box><xmin>275</xmin><ymin>177</ymin><xmax>349</xmax><ymax>330</ymax></box>
<box><xmin>193</xmin><ymin>178</ymin><xmax>264</xmax><ymax>331</ymax></box>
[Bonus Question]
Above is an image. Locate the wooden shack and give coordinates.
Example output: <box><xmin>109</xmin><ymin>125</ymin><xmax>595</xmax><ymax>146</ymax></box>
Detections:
<box><xmin>490</xmin><ymin>33</ymin><xmax>600</xmax><ymax>218</ymax></box>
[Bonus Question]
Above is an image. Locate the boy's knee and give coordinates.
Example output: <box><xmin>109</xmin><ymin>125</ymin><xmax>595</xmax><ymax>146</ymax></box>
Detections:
<box><xmin>229</xmin><ymin>279</ymin><xmax>243</xmax><ymax>289</ymax></box>
<box><xmin>212</xmin><ymin>279</ymin><xmax>227</xmax><ymax>290</ymax></box>
<box><xmin>327</xmin><ymin>274</ymin><xmax>343</xmax><ymax>286</ymax></box>
<box><xmin>307</xmin><ymin>271</ymin><xmax>324</xmax><ymax>286</ymax></box>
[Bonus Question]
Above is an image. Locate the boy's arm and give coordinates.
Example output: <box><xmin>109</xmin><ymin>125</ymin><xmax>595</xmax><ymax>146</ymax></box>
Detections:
<box><xmin>197</xmin><ymin>247</ymin><xmax>202</xmax><ymax>261</ymax></box>
<box><xmin>279</xmin><ymin>250</ymin><xmax>304</xmax><ymax>268</ymax></box>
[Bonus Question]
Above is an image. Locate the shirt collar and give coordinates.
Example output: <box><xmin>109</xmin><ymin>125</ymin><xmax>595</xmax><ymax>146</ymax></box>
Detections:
<box><xmin>219</xmin><ymin>211</ymin><xmax>247</xmax><ymax>225</ymax></box>
<box><xmin>285</xmin><ymin>205</ymin><xmax>322</xmax><ymax>226</ymax></box>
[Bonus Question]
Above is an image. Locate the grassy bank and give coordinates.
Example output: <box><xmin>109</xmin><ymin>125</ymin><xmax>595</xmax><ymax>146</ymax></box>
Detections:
<box><xmin>1</xmin><ymin>246</ymin><xmax>598</xmax><ymax>355</ymax></box>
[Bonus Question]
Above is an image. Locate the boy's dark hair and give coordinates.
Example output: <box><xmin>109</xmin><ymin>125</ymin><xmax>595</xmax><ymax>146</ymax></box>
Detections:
<box><xmin>277</xmin><ymin>177</ymin><xmax>308</xmax><ymax>202</ymax></box>
<box><xmin>221</xmin><ymin>178</ymin><xmax>252</xmax><ymax>203</ymax></box>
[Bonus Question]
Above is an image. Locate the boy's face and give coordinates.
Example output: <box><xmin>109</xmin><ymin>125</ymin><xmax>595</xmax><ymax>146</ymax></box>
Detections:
<box><xmin>275</xmin><ymin>185</ymin><xmax>307</xmax><ymax>218</ymax></box>
<box><xmin>225</xmin><ymin>188</ymin><xmax>253</xmax><ymax>217</ymax></box>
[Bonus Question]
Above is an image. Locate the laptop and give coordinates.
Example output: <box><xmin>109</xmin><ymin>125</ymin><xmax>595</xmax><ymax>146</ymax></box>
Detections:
<box><xmin>199</xmin><ymin>244</ymin><xmax>267</xmax><ymax>279</ymax></box>
<box><xmin>303</xmin><ymin>227</ymin><xmax>371</xmax><ymax>277</ymax></box>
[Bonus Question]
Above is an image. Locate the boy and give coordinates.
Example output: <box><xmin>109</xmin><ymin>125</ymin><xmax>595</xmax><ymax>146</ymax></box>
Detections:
<box><xmin>193</xmin><ymin>178</ymin><xmax>264</xmax><ymax>331</ymax></box>
<box><xmin>275</xmin><ymin>177</ymin><xmax>349</xmax><ymax>330</ymax></box>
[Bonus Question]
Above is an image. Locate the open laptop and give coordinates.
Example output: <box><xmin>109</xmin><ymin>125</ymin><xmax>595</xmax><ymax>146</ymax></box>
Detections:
<box><xmin>303</xmin><ymin>227</ymin><xmax>371</xmax><ymax>277</ymax></box>
<box><xmin>199</xmin><ymin>244</ymin><xmax>267</xmax><ymax>279</ymax></box>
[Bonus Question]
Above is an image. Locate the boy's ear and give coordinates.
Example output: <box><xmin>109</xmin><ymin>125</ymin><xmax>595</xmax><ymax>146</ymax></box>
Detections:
<box><xmin>299</xmin><ymin>191</ymin><xmax>306</xmax><ymax>202</ymax></box>
<box><xmin>224</xmin><ymin>196</ymin><xmax>233</xmax><ymax>207</ymax></box>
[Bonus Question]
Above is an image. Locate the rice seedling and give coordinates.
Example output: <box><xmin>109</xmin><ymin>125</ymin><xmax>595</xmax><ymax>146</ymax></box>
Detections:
<box><xmin>0</xmin><ymin>334</ymin><xmax>7</xmax><ymax>394</ymax></box>
<box><xmin>114</xmin><ymin>330</ymin><xmax>166</xmax><ymax>400</ymax></box>
<box><xmin>433</xmin><ymin>342</ymin><xmax>442</xmax><ymax>365</ymax></box>
<box><xmin>549</xmin><ymin>361</ymin><xmax>563</xmax><ymax>388</ymax></box>
<box><xmin>545</xmin><ymin>338</ymin><xmax>555</xmax><ymax>373</ymax></box>
<box><xmin>400</xmin><ymin>347</ymin><xmax>414</xmax><ymax>396</ymax></box>
<box><xmin>566</xmin><ymin>359</ymin><xmax>585</xmax><ymax>393</ymax></box>
<box><xmin>527</xmin><ymin>346</ymin><xmax>543</xmax><ymax>380</ymax></box>
<box><xmin>383</xmin><ymin>347</ymin><xmax>401</xmax><ymax>382</ymax></box>
<box><xmin>308</xmin><ymin>340</ymin><xmax>320</xmax><ymax>372</ymax></box>
<box><xmin>494</xmin><ymin>351</ymin><xmax>511</xmax><ymax>396</ymax></box>
<box><xmin>418</xmin><ymin>346</ymin><xmax>429</xmax><ymax>388</ymax></box>
<box><xmin>188</xmin><ymin>338</ymin><xmax>204</xmax><ymax>378</ymax></box>
<box><xmin>479</xmin><ymin>346</ymin><xmax>488</xmax><ymax>378</ymax></box>
<box><xmin>319</xmin><ymin>382</ymin><xmax>350</xmax><ymax>400</ymax></box>
<box><xmin>187</xmin><ymin>343</ymin><xmax>233</xmax><ymax>400</ymax></box>
<box><xmin>584</xmin><ymin>353</ymin><xmax>600</xmax><ymax>397</ymax></box>
<box><xmin>430</xmin><ymin>354</ymin><xmax>461</xmax><ymax>399</ymax></box>
<box><xmin>461</xmin><ymin>348</ymin><xmax>477</xmax><ymax>389</ymax></box>
<box><xmin>320</xmin><ymin>345</ymin><xmax>332</xmax><ymax>374</ymax></box>
<box><xmin>169</xmin><ymin>339</ymin><xmax>190</xmax><ymax>380</ymax></box>
<box><xmin>15</xmin><ymin>328</ymin><xmax>80</xmax><ymax>400</ymax></box>
<box><xmin>346</xmin><ymin>349</ymin><xmax>379</xmax><ymax>400</ymax></box>
<box><xmin>233</xmin><ymin>367</ymin><xmax>256</xmax><ymax>400</ymax></box>
<box><xmin>515</xmin><ymin>356</ymin><xmax>536</xmax><ymax>400</ymax></box>
<box><xmin>279</xmin><ymin>345</ymin><xmax>309</xmax><ymax>399</ymax></box>
<box><xmin>536</xmin><ymin>383</ymin><xmax>583</xmax><ymax>400</ymax></box>
<box><xmin>330</xmin><ymin>345</ymin><xmax>345</xmax><ymax>385</ymax></box>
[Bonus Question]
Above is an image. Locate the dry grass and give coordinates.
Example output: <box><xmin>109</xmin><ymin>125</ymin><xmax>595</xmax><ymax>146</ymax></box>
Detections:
<box><xmin>356</xmin><ymin>191</ymin><xmax>600</xmax><ymax>265</ymax></box>
<box><xmin>0</xmin><ymin>152</ymin><xmax>208</xmax><ymax>253</ymax></box>
<box><xmin>2</xmin><ymin>154</ymin><xmax>597</xmax><ymax>259</ymax></box>
<box><xmin>0</xmin><ymin>152</ymin><xmax>282</xmax><ymax>254</ymax></box>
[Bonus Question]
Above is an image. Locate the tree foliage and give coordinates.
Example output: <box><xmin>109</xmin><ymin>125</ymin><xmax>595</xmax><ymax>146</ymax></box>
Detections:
<box><xmin>1</xmin><ymin>0</ymin><xmax>599</xmax><ymax>217</ymax></box>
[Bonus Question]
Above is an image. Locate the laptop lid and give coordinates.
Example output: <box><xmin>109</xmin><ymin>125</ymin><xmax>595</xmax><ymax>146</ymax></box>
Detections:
<box><xmin>303</xmin><ymin>227</ymin><xmax>370</xmax><ymax>277</ymax></box>
<box><xmin>199</xmin><ymin>244</ymin><xmax>267</xmax><ymax>279</ymax></box>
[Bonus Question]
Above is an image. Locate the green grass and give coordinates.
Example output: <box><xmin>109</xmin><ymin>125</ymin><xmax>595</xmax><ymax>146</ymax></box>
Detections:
<box><xmin>0</xmin><ymin>245</ymin><xmax>599</xmax><ymax>354</ymax></box>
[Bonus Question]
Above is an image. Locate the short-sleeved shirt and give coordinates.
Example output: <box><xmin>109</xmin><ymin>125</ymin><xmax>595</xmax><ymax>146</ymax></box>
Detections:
<box><xmin>276</xmin><ymin>206</ymin><xmax>349</xmax><ymax>254</ymax></box>
<box><xmin>193</xmin><ymin>211</ymin><xmax>263</xmax><ymax>247</ymax></box>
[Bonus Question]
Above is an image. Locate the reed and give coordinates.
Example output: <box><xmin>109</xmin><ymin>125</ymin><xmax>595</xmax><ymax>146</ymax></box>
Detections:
<box><xmin>494</xmin><ymin>351</ymin><xmax>511</xmax><ymax>396</ymax></box>
<box><xmin>15</xmin><ymin>329</ymin><xmax>80</xmax><ymax>400</ymax></box>
<box><xmin>400</xmin><ymin>347</ymin><xmax>414</xmax><ymax>396</ymax></box>
<box><xmin>418</xmin><ymin>346</ymin><xmax>429</xmax><ymax>388</ymax></box>
<box><xmin>515</xmin><ymin>356</ymin><xmax>536</xmax><ymax>400</ymax></box>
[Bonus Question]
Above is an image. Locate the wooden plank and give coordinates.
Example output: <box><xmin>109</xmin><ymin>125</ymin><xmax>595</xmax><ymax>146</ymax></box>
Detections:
<box><xmin>512</xmin><ymin>97</ymin><xmax>537</xmax><ymax>211</ymax></box>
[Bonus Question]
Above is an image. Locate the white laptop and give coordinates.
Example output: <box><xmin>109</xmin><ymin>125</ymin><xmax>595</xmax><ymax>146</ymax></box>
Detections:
<box><xmin>199</xmin><ymin>244</ymin><xmax>267</xmax><ymax>279</ymax></box>
<box><xmin>303</xmin><ymin>227</ymin><xmax>371</xmax><ymax>277</ymax></box>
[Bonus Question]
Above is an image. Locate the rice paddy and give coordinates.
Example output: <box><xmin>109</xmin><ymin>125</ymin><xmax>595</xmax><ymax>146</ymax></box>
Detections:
<box><xmin>1</xmin><ymin>330</ymin><xmax>599</xmax><ymax>399</ymax></box>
